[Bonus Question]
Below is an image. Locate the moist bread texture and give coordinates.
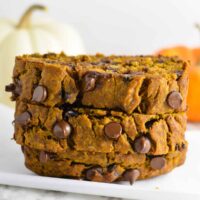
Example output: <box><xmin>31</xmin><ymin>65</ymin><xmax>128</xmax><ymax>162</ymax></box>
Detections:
<box><xmin>6</xmin><ymin>53</ymin><xmax>189</xmax><ymax>184</ymax></box>
<box><xmin>7</xmin><ymin>53</ymin><xmax>189</xmax><ymax>114</ymax></box>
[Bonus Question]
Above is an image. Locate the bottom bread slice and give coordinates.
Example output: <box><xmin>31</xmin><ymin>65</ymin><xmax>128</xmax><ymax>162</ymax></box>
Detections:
<box><xmin>23</xmin><ymin>145</ymin><xmax>187</xmax><ymax>184</ymax></box>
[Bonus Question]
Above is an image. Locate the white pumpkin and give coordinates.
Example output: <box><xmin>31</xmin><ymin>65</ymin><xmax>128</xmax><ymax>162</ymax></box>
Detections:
<box><xmin>0</xmin><ymin>5</ymin><xmax>85</xmax><ymax>107</ymax></box>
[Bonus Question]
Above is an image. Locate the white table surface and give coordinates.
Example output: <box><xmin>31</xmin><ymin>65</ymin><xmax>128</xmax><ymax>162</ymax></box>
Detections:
<box><xmin>0</xmin><ymin>104</ymin><xmax>199</xmax><ymax>200</ymax></box>
<box><xmin>0</xmin><ymin>185</ymin><xmax>122</xmax><ymax>200</ymax></box>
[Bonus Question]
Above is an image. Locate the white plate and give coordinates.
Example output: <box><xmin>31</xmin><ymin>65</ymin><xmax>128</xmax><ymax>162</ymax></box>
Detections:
<box><xmin>0</xmin><ymin>104</ymin><xmax>200</xmax><ymax>200</ymax></box>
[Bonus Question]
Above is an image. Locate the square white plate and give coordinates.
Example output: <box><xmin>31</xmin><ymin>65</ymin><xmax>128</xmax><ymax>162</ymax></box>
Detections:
<box><xmin>0</xmin><ymin>104</ymin><xmax>200</xmax><ymax>200</ymax></box>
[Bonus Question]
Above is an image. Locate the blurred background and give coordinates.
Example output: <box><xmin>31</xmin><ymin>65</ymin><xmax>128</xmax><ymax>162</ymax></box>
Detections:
<box><xmin>0</xmin><ymin>0</ymin><xmax>200</xmax><ymax>54</ymax></box>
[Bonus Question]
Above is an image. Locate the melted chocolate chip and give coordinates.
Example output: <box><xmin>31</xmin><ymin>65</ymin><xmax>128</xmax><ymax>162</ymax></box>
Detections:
<box><xmin>86</xmin><ymin>167</ymin><xmax>103</xmax><ymax>181</ymax></box>
<box><xmin>167</xmin><ymin>91</ymin><xmax>183</xmax><ymax>109</ymax></box>
<box><xmin>6</xmin><ymin>79</ymin><xmax>22</xmax><ymax>100</ymax></box>
<box><xmin>181</xmin><ymin>143</ymin><xmax>186</xmax><ymax>149</ymax></box>
<box><xmin>15</xmin><ymin>111</ymin><xmax>31</xmax><ymax>125</ymax></box>
<box><xmin>43</xmin><ymin>53</ymin><xmax>56</xmax><ymax>58</ymax></box>
<box><xmin>82</xmin><ymin>73</ymin><xmax>97</xmax><ymax>92</ymax></box>
<box><xmin>150</xmin><ymin>157</ymin><xmax>166</xmax><ymax>170</ymax></box>
<box><xmin>32</xmin><ymin>85</ymin><xmax>47</xmax><ymax>102</ymax></box>
<box><xmin>104</xmin><ymin>122</ymin><xmax>122</xmax><ymax>139</ymax></box>
<box><xmin>176</xmin><ymin>143</ymin><xmax>186</xmax><ymax>151</ymax></box>
<box><xmin>134</xmin><ymin>136</ymin><xmax>151</xmax><ymax>154</ymax></box>
<box><xmin>63</xmin><ymin>110</ymin><xmax>78</xmax><ymax>119</ymax></box>
<box><xmin>122</xmin><ymin>169</ymin><xmax>140</xmax><ymax>185</ymax></box>
<box><xmin>122</xmin><ymin>72</ymin><xmax>144</xmax><ymax>82</ymax></box>
<box><xmin>5</xmin><ymin>83</ymin><xmax>15</xmax><ymax>92</ymax></box>
<box><xmin>122</xmin><ymin>74</ymin><xmax>134</xmax><ymax>82</ymax></box>
<box><xmin>53</xmin><ymin>120</ymin><xmax>71</xmax><ymax>139</ymax></box>
<box><xmin>142</xmin><ymin>67</ymin><xmax>149</xmax><ymax>72</ymax></box>
<box><xmin>145</xmin><ymin>119</ymin><xmax>158</xmax><ymax>129</ymax></box>
<box><xmin>104</xmin><ymin>165</ymin><xmax>120</xmax><ymax>182</ymax></box>
<box><xmin>107</xmin><ymin>164</ymin><xmax>117</xmax><ymax>172</ymax></box>
<box><xmin>175</xmin><ymin>144</ymin><xmax>180</xmax><ymax>151</ymax></box>
<box><xmin>101</xmin><ymin>58</ymin><xmax>111</xmax><ymax>64</ymax></box>
<box><xmin>39</xmin><ymin>151</ymin><xmax>49</xmax><ymax>163</ymax></box>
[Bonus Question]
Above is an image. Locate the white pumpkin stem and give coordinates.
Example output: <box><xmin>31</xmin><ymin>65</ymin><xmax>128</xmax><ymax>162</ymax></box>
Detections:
<box><xmin>196</xmin><ymin>23</ymin><xmax>200</xmax><ymax>32</ymax></box>
<box><xmin>16</xmin><ymin>5</ymin><xmax>47</xmax><ymax>28</ymax></box>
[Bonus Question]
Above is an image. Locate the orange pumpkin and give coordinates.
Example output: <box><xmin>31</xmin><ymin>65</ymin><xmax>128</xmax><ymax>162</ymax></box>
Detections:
<box><xmin>157</xmin><ymin>46</ymin><xmax>200</xmax><ymax>122</ymax></box>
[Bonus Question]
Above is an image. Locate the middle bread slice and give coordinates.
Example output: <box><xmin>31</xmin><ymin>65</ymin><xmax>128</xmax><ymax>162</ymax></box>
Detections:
<box><xmin>14</xmin><ymin>101</ymin><xmax>187</xmax><ymax>156</ymax></box>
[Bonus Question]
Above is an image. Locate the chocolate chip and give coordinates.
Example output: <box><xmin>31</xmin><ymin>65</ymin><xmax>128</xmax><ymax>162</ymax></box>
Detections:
<box><xmin>176</xmin><ymin>143</ymin><xmax>186</xmax><ymax>151</ymax></box>
<box><xmin>104</xmin><ymin>122</ymin><xmax>122</xmax><ymax>139</ymax></box>
<box><xmin>80</xmin><ymin>55</ymin><xmax>91</xmax><ymax>62</ymax></box>
<box><xmin>5</xmin><ymin>83</ymin><xmax>15</xmax><ymax>92</ymax></box>
<box><xmin>167</xmin><ymin>91</ymin><xmax>183</xmax><ymax>109</ymax></box>
<box><xmin>142</xmin><ymin>67</ymin><xmax>149</xmax><ymax>72</ymax></box>
<box><xmin>134</xmin><ymin>136</ymin><xmax>151</xmax><ymax>154</ymax></box>
<box><xmin>145</xmin><ymin>119</ymin><xmax>157</xmax><ymax>128</ymax></box>
<box><xmin>86</xmin><ymin>167</ymin><xmax>103</xmax><ymax>180</ymax></box>
<box><xmin>32</xmin><ymin>85</ymin><xmax>47</xmax><ymax>102</ymax></box>
<box><xmin>39</xmin><ymin>151</ymin><xmax>49</xmax><ymax>163</ymax></box>
<box><xmin>122</xmin><ymin>72</ymin><xmax>144</xmax><ymax>82</ymax></box>
<box><xmin>6</xmin><ymin>80</ymin><xmax>22</xmax><ymax>100</ymax></box>
<box><xmin>53</xmin><ymin>120</ymin><xmax>71</xmax><ymax>139</ymax></box>
<box><xmin>86</xmin><ymin>165</ymin><xmax>120</xmax><ymax>183</ymax></box>
<box><xmin>105</xmin><ymin>165</ymin><xmax>120</xmax><ymax>182</ymax></box>
<box><xmin>43</xmin><ymin>53</ymin><xmax>56</xmax><ymax>58</ymax></box>
<box><xmin>64</xmin><ymin>110</ymin><xmax>78</xmax><ymax>119</ymax></box>
<box><xmin>107</xmin><ymin>164</ymin><xmax>117</xmax><ymax>172</ymax></box>
<box><xmin>122</xmin><ymin>169</ymin><xmax>140</xmax><ymax>185</ymax></box>
<box><xmin>101</xmin><ymin>58</ymin><xmax>111</xmax><ymax>64</ymax></box>
<box><xmin>82</xmin><ymin>73</ymin><xmax>96</xmax><ymax>92</ymax></box>
<box><xmin>47</xmin><ymin>135</ymin><xmax>52</xmax><ymax>140</ymax></box>
<box><xmin>175</xmin><ymin>144</ymin><xmax>180</xmax><ymax>151</ymax></box>
<box><xmin>181</xmin><ymin>143</ymin><xmax>186</xmax><ymax>149</ymax></box>
<box><xmin>15</xmin><ymin>111</ymin><xmax>31</xmax><ymax>125</ymax></box>
<box><xmin>122</xmin><ymin>74</ymin><xmax>134</xmax><ymax>82</ymax></box>
<box><xmin>150</xmin><ymin>157</ymin><xmax>166</xmax><ymax>170</ymax></box>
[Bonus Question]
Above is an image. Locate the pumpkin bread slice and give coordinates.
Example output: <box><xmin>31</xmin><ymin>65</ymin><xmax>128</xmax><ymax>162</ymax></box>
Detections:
<box><xmin>14</xmin><ymin>101</ymin><xmax>187</xmax><ymax>154</ymax></box>
<box><xmin>22</xmin><ymin>144</ymin><xmax>187</xmax><ymax>183</ymax></box>
<box><xmin>6</xmin><ymin>53</ymin><xmax>189</xmax><ymax>114</ymax></box>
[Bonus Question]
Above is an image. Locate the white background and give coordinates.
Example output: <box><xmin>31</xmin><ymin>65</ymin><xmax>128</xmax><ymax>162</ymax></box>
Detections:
<box><xmin>0</xmin><ymin>0</ymin><xmax>200</xmax><ymax>55</ymax></box>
